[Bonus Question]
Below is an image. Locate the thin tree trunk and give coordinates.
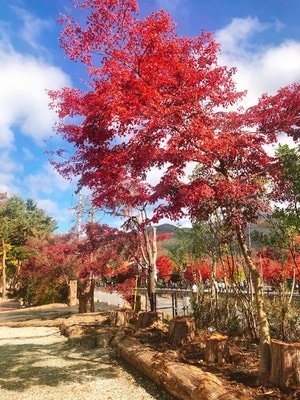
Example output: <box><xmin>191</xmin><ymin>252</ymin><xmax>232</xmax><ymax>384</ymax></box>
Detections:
<box><xmin>288</xmin><ymin>261</ymin><xmax>297</xmax><ymax>304</ymax></box>
<box><xmin>210</xmin><ymin>260</ymin><xmax>218</xmax><ymax>323</ymax></box>
<box><xmin>2</xmin><ymin>239</ymin><xmax>7</xmax><ymax>299</ymax></box>
<box><xmin>236</xmin><ymin>225</ymin><xmax>271</xmax><ymax>379</ymax></box>
<box><xmin>142</xmin><ymin>224</ymin><xmax>157</xmax><ymax>312</ymax></box>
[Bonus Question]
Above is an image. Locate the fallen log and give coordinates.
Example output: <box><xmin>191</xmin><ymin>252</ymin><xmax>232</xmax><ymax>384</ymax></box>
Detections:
<box><xmin>117</xmin><ymin>336</ymin><xmax>241</xmax><ymax>400</ymax></box>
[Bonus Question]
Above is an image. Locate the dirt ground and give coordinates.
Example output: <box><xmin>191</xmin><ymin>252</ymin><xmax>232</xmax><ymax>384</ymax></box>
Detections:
<box><xmin>1</xmin><ymin>303</ymin><xmax>300</xmax><ymax>400</ymax></box>
<box><xmin>127</xmin><ymin>321</ymin><xmax>300</xmax><ymax>400</ymax></box>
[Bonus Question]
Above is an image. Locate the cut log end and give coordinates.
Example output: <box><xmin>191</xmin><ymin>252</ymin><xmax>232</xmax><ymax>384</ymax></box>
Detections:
<box><xmin>269</xmin><ymin>339</ymin><xmax>300</xmax><ymax>389</ymax></box>
<box><xmin>136</xmin><ymin>311</ymin><xmax>163</xmax><ymax>329</ymax></box>
<box><xmin>205</xmin><ymin>333</ymin><xmax>230</xmax><ymax>364</ymax></box>
<box><xmin>168</xmin><ymin>316</ymin><xmax>196</xmax><ymax>347</ymax></box>
<box><xmin>109</xmin><ymin>309</ymin><xmax>135</xmax><ymax>327</ymax></box>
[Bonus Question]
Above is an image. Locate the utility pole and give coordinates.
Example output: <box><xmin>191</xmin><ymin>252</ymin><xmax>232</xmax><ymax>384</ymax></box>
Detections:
<box><xmin>69</xmin><ymin>193</ymin><xmax>96</xmax><ymax>235</ymax></box>
<box><xmin>90</xmin><ymin>203</ymin><xmax>95</xmax><ymax>223</ymax></box>
<box><xmin>77</xmin><ymin>192</ymin><xmax>82</xmax><ymax>235</ymax></box>
<box><xmin>69</xmin><ymin>192</ymin><xmax>84</xmax><ymax>236</ymax></box>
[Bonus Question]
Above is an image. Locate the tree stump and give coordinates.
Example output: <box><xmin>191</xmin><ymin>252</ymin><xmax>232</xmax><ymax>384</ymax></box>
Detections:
<box><xmin>168</xmin><ymin>316</ymin><xmax>195</xmax><ymax>347</ymax></box>
<box><xmin>109</xmin><ymin>309</ymin><xmax>135</xmax><ymax>326</ymax></box>
<box><xmin>78</xmin><ymin>278</ymin><xmax>95</xmax><ymax>313</ymax></box>
<box><xmin>136</xmin><ymin>312</ymin><xmax>162</xmax><ymax>328</ymax></box>
<box><xmin>205</xmin><ymin>333</ymin><xmax>230</xmax><ymax>364</ymax></box>
<box><xmin>68</xmin><ymin>279</ymin><xmax>77</xmax><ymax>306</ymax></box>
<box><xmin>269</xmin><ymin>339</ymin><xmax>300</xmax><ymax>388</ymax></box>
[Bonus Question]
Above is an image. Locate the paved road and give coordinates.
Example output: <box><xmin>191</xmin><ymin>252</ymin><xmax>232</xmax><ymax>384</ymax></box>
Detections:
<box><xmin>0</xmin><ymin>299</ymin><xmax>117</xmax><ymax>323</ymax></box>
<box><xmin>0</xmin><ymin>288</ymin><xmax>190</xmax><ymax>323</ymax></box>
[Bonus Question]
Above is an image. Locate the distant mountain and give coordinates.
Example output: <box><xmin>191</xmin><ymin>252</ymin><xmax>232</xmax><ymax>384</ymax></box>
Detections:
<box><xmin>154</xmin><ymin>222</ymin><xmax>268</xmax><ymax>243</ymax></box>
<box><xmin>155</xmin><ymin>223</ymin><xmax>177</xmax><ymax>235</ymax></box>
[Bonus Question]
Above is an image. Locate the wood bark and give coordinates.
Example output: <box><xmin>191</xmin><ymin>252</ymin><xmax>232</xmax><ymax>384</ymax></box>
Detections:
<box><xmin>109</xmin><ymin>309</ymin><xmax>135</xmax><ymax>326</ymax></box>
<box><xmin>78</xmin><ymin>278</ymin><xmax>95</xmax><ymax>313</ymax></box>
<box><xmin>168</xmin><ymin>316</ymin><xmax>196</xmax><ymax>348</ymax></box>
<box><xmin>142</xmin><ymin>223</ymin><xmax>157</xmax><ymax>312</ymax></box>
<box><xmin>269</xmin><ymin>339</ymin><xmax>300</xmax><ymax>388</ymax></box>
<box><xmin>68</xmin><ymin>279</ymin><xmax>77</xmax><ymax>306</ymax></box>
<box><xmin>2</xmin><ymin>239</ymin><xmax>7</xmax><ymax>299</ymax></box>
<box><xmin>236</xmin><ymin>225</ymin><xmax>271</xmax><ymax>377</ymax></box>
<box><xmin>136</xmin><ymin>311</ymin><xmax>162</xmax><ymax>329</ymax></box>
<box><xmin>117</xmin><ymin>336</ymin><xmax>239</xmax><ymax>400</ymax></box>
<box><xmin>205</xmin><ymin>333</ymin><xmax>230</xmax><ymax>364</ymax></box>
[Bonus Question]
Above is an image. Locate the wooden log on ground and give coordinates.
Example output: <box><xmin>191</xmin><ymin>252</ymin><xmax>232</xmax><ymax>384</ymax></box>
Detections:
<box><xmin>117</xmin><ymin>336</ymin><xmax>240</xmax><ymax>400</ymax></box>
<box><xmin>136</xmin><ymin>311</ymin><xmax>162</xmax><ymax>328</ymax></box>
<box><xmin>205</xmin><ymin>333</ymin><xmax>230</xmax><ymax>364</ymax></box>
<box><xmin>109</xmin><ymin>309</ymin><xmax>135</xmax><ymax>326</ymax></box>
<box><xmin>269</xmin><ymin>339</ymin><xmax>300</xmax><ymax>388</ymax></box>
<box><xmin>168</xmin><ymin>316</ymin><xmax>195</xmax><ymax>347</ymax></box>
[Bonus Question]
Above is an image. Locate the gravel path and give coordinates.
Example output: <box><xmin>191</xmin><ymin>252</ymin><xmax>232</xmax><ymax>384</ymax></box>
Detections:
<box><xmin>0</xmin><ymin>326</ymin><xmax>176</xmax><ymax>400</ymax></box>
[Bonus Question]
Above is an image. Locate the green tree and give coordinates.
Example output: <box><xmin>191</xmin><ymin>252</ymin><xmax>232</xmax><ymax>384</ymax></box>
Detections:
<box><xmin>0</xmin><ymin>195</ymin><xmax>57</xmax><ymax>298</ymax></box>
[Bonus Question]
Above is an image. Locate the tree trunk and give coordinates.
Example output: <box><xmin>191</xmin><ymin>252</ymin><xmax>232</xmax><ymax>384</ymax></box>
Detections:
<box><xmin>117</xmin><ymin>336</ymin><xmax>239</xmax><ymax>400</ymax></box>
<box><xmin>78</xmin><ymin>278</ymin><xmax>95</xmax><ymax>313</ymax></box>
<box><xmin>131</xmin><ymin>209</ymin><xmax>157</xmax><ymax>312</ymax></box>
<box><xmin>143</xmin><ymin>224</ymin><xmax>157</xmax><ymax>312</ymax></box>
<box><xmin>269</xmin><ymin>339</ymin><xmax>300</xmax><ymax>389</ymax></box>
<box><xmin>210</xmin><ymin>260</ymin><xmax>218</xmax><ymax>315</ymax></box>
<box><xmin>205</xmin><ymin>333</ymin><xmax>231</xmax><ymax>364</ymax></box>
<box><xmin>251</xmin><ymin>271</ymin><xmax>271</xmax><ymax>377</ymax></box>
<box><xmin>236</xmin><ymin>226</ymin><xmax>271</xmax><ymax>378</ymax></box>
<box><xmin>2</xmin><ymin>239</ymin><xmax>7</xmax><ymax>299</ymax></box>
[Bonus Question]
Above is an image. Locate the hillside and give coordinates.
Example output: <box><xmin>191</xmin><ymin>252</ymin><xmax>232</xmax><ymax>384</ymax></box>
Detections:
<box><xmin>156</xmin><ymin>223</ymin><xmax>177</xmax><ymax>235</ymax></box>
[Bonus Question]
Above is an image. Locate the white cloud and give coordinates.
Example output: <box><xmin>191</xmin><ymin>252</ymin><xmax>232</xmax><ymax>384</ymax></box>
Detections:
<box><xmin>36</xmin><ymin>198</ymin><xmax>72</xmax><ymax>233</ymax></box>
<box><xmin>22</xmin><ymin>147</ymin><xmax>35</xmax><ymax>160</ymax></box>
<box><xmin>24</xmin><ymin>165</ymin><xmax>77</xmax><ymax>232</ymax></box>
<box><xmin>0</xmin><ymin>173</ymin><xmax>20</xmax><ymax>195</ymax></box>
<box><xmin>0</xmin><ymin>8</ymin><xmax>72</xmax><ymax>221</ymax></box>
<box><xmin>24</xmin><ymin>163</ymin><xmax>75</xmax><ymax>198</ymax></box>
<box><xmin>215</xmin><ymin>17</ymin><xmax>267</xmax><ymax>56</ymax></box>
<box><xmin>0</xmin><ymin>150</ymin><xmax>23</xmax><ymax>173</ymax></box>
<box><xmin>260</xmin><ymin>40</ymin><xmax>300</xmax><ymax>91</ymax></box>
<box><xmin>157</xmin><ymin>0</ymin><xmax>181</xmax><ymax>12</ymax></box>
<box><xmin>11</xmin><ymin>6</ymin><xmax>52</xmax><ymax>50</ymax></box>
<box><xmin>0</xmin><ymin>44</ymin><xmax>71</xmax><ymax>146</ymax></box>
<box><xmin>215</xmin><ymin>17</ymin><xmax>300</xmax><ymax>108</ymax></box>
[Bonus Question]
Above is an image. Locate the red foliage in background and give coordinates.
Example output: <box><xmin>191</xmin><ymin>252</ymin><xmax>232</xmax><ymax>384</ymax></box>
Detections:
<box><xmin>184</xmin><ymin>260</ymin><xmax>211</xmax><ymax>284</ymax></box>
<box><xmin>157</xmin><ymin>233</ymin><xmax>171</xmax><ymax>242</ymax></box>
<box><xmin>114</xmin><ymin>277</ymin><xmax>136</xmax><ymax>305</ymax></box>
<box><xmin>256</xmin><ymin>247</ymin><xmax>300</xmax><ymax>285</ymax></box>
<box><xmin>156</xmin><ymin>255</ymin><xmax>173</xmax><ymax>280</ymax></box>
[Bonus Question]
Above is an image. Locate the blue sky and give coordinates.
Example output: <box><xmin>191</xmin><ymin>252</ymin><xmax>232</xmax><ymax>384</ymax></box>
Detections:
<box><xmin>1</xmin><ymin>0</ymin><xmax>300</xmax><ymax>233</ymax></box>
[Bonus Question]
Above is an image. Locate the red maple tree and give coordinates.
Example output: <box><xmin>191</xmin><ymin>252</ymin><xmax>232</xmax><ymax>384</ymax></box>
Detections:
<box><xmin>256</xmin><ymin>247</ymin><xmax>300</xmax><ymax>287</ymax></box>
<box><xmin>156</xmin><ymin>255</ymin><xmax>173</xmax><ymax>281</ymax></box>
<box><xmin>48</xmin><ymin>0</ymin><xmax>300</xmax><ymax>377</ymax></box>
<box><xmin>19</xmin><ymin>233</ymin><xmax>81</xmax><ymax>305</ymax></box>
<box><xmin>184</xmin><ymin>260</ymin><xmax>211</xmax><ymax>284</ymax></box>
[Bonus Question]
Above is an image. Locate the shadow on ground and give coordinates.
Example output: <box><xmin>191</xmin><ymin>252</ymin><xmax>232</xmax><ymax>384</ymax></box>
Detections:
<box><xmin>0</xmin><ymin>336</ymin><xmax>176</xmax><ymax>399</ymax></box>
<box><xmin>0</xmin><ymin>340</ymin><xmax>119</xmax><ymax>392</ymax></box>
